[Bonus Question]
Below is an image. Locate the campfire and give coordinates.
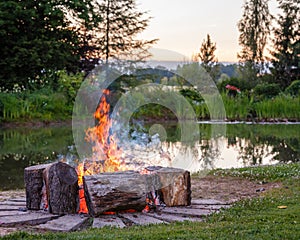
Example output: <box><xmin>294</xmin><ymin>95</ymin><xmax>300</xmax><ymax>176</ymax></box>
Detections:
<box><xmin>24</xmin><ymin>90</ymin><xmax>191</xmax><ymax>216</ymax></box>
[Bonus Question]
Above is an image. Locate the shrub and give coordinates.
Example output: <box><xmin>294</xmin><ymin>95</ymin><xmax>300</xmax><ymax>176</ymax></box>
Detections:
<box><xmin>285</xmin><ymin>80</ymin><xmax>300</xmax><ymax>96</ymax></box>
<box><xmin>180</xmin><ymin>88</ymin><xmax>204</xmax><ymax>103</ymax></box>
<box><xmin>253</xmin><ymin>83</ymin><xmax>281</xmax><ymax>100</ymax></box>
<box><xmin>217</xmin><ymin>77</ymin><xmax>251</xmax><ymax>93</ymax></box>
<box><xmin>57</xmin><ymin>70</ymin><xmax>84</xmax><ymax>104</ymax></box>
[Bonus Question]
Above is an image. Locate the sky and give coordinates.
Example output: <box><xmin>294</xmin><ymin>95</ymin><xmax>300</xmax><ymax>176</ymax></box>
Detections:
<box><xmin>137</xmin><ymin>0</ymin><xmax>279</xmax><ymax>62</ymax></box>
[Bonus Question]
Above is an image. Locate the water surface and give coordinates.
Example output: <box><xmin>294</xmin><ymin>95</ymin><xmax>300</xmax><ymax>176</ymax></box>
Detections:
<box><xmin>0</xmin><ymin>123</ymin><xmax>299</xmax><ymax>190</ymax></box>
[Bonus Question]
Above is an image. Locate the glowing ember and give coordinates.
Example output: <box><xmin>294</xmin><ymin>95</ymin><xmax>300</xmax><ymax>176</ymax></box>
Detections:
<box><xmin>77</xmin><ymin>163</ymin><xmax>88</xmax><ymax>214</ymax></box>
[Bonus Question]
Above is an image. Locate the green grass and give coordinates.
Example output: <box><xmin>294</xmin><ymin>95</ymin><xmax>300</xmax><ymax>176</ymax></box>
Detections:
<box><xmin>211</xmin><ymin>162</ymin><xmax>300</xmax><ymax>181</ymax></box>
<box><xmin>2</xmin><ymin>163</ymin><xmax>300</xmax><ymax>240</ymax></box>
<box><xmin>255</xmin><ymin>95</ymin><xmax>300</xmax><ymax>120</ymax></box>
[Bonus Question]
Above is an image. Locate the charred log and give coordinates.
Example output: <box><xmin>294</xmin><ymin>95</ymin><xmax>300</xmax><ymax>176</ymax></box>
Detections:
<box><xmin>83</xmin><ymin>171</ymin><xmax>160</xmax><ymax>216</ymax></box>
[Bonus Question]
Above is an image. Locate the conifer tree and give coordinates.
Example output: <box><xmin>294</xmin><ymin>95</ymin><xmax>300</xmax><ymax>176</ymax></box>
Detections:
<box><xmin>196</xmin><ymin>34</ymin><xmax>219</xmax><ymax>81</ymax></box>
<box><xmin>95</xmin><ymin>0</ymin><xmax>157</xmax><ymax>63</ymax></box>
<box><xmin>270</xmin><ymin>0</ymin><xmax>300</xmax><ymax>88</ymax></box>
<box><xmin>237</xmin><ymin>0</ymin><xmax>272</xmax><ymax>80</ymax></box>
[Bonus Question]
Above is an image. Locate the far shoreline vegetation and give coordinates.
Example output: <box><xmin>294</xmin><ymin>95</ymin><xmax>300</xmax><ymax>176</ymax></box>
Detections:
<box><xmin>0</xmin><ymin>0</ymin><xmax>299</xmax><ymax>126</ymax></box>
<box><xmin>0</xmin><ymin>66</ymin><xmax>299</xmax><ymax>127</ymax></box>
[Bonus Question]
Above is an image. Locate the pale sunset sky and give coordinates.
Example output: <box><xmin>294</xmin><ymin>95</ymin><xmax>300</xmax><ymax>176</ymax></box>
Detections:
<box><xmin>137</xmin><ymin>0</ymin><xmax>280</xmax><ymax>62</ymax></box>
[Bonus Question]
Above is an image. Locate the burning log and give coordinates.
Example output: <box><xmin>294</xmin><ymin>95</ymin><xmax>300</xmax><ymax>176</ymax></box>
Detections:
<box><xmin>83</xmin><ymin>167</ymin><xmax>191</xmax><ymax>216</ymax></box>
<box><xmin>24</xmin><ymin>163</ymin><xmax>53</xmax><ymax>210</ymax></box>
<box><xmin>156</xmin><ymin>168</ymin><xmax>191</xmax><ymax>207</ymax></box>
<box><xmin>43</xmin><ymin>162</ymin><xmax>79</xmax><ymax>215</ymax></box>
<box><xmin>83</xmin><ymin>170</ymin><xmax>161</xmax><ymax>216</ymax></box>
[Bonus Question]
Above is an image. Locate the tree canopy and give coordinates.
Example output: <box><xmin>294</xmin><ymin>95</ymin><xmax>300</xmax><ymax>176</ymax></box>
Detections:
<box><xmin>0</xmin><ymin>0</ymin><xmax>156</xmax><ymax>91</ymax></box>
<box><xmin>0</xmin><ymin>0</ymin><xmax>102</xmax><ymax>90</ymax></box>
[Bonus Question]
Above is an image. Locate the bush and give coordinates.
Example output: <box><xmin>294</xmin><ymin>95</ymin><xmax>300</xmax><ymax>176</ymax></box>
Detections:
<box><xmin>217</xmin><ymin>77</ymin><xmax>251</xmax><ymax>93</ymax></box>
<box><xmin>253</xmin><ymin>83</ymin><xmax>281</xmax><ymax>100</ymax></box>
<box><xmin>285</xmin><ymin>80</ymin><xmax>300</xmax><ymax>96</ymax></box>
<box><xmin>57</xmin><ymin>70</ymin><xmax>84</xmax><ymax>103</ymax></box>
<box><xmin>180</xmin><ymin>88</ymin><xmax>204</xmax><ymax>103</ymax></box>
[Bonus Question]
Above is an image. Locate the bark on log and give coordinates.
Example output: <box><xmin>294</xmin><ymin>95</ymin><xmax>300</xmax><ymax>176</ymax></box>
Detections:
<box><xmin>83</xmin><ymin>171</ymin><xmax>159</xmax><ymax>216</ymax></box>
<box><xmin>43</xmin><ymin>162</ymin><xmax>78</xmax><ymax>214</ymax></box>
<box><xmin>24</xmin><ymin>163</ymin><xmax>53</xmax><ymax>210</ymax></box>
<box><xmin>83</xmin><ymin>167</ymin><xmax>191</xmax><ymax>216</ymax></box>
<box><xmin>156</xmin><ymin>167</ymin><xmax>191</xmax><ymax>207</ymax></box>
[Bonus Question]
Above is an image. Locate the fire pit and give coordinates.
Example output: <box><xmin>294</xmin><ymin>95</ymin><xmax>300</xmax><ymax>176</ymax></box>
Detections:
<box><xmin>24</xmin><ymin>162</ymin><xmax>191</xmax><ymax>216</ymax></box>
<box><xmin>24</xmin><ymin>89</ymin><xmax>192</xmax><ymax>216</ymax></box>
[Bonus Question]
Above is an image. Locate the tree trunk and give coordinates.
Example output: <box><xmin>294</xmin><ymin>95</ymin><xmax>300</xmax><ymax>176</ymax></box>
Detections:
<box><xmin>83</xmin><ymin>170</ymin><xmax>159</xmax><ymax>216</ymax></box>
<box><xmin>24</xmin><ymin>163</ymin><xmax>53</xmax><ymax>210</ymax></box>
<box><xmin>43</xmin><ymin>162</ymin><xmax>79</xmax><ymax>215</ymax></box>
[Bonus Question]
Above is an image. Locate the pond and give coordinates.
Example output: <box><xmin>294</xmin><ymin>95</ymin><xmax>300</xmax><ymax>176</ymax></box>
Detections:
<box><xmin>0</xmin><ymin>122</ymin><xmax>299</xmax><ymax>190</ymax></box>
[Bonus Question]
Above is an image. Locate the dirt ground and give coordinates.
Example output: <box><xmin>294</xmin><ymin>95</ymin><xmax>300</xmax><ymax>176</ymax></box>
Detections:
<box><xmin>0</xmin><ymin>176</ymin><xmax>282</xmax><ymax>236</ymax></box>
<box><xmin>191</xmin><ymin>175</ymin><xmax>282</xmax><ymax>203</ymax></box>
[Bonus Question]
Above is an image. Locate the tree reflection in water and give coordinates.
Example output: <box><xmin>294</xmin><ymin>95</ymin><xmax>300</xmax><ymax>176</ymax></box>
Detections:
<box><xmin>0</xmin><ymin>123</ymin><xmax>299</xmax><ymax>190</ymax></box>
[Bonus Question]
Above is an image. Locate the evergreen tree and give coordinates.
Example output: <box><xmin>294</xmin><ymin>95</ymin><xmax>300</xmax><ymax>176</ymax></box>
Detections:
<box><xmin>270</xmin><ymin>0</ymin><xmax>300</xmax><ymax>88</ymax></box>
<box><xmin>196</xmin><ymin>34</ymin><xmax>219</xmax><ymax>81</ymax></box>
<box><xmin>94</xmin><ymin>0</ymin><xmax>157</xmax><ymax>63</ymax></box>
<box><xmin>237</xmin><ymin>0</ymin><xmax>272</xmax><ymax>80</ymax></box>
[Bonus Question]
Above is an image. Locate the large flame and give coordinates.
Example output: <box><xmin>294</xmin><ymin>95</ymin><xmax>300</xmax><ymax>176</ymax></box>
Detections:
<box><xmin>77</xmin><ymin>89</ymin><xmax>126</xmax><ymax>213</ymax></box>
<box><xmin>85</xmin><ymin>89</ymin><xmax>125</xmax><ymax>172</ymax></box>
<box><xmin>76</xmin><ymin>89</ymin><xmax>162</xmax><ymax>214</ymax></box>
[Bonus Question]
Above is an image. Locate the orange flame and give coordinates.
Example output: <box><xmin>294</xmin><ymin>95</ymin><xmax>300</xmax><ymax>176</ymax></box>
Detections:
<box><xmin>77</xmin><ymin>89</ymin><xmax>126</xmax><ymax>214</ymax></box>
<box><xmin>85</xmin><ymin>89</ymin><xmax>125</xmax><ymax>172</ymax></box>
<box><xmin>77</xmin><ymin>163</ymin><xmax>88</xmax><ymax>214</ymax></box>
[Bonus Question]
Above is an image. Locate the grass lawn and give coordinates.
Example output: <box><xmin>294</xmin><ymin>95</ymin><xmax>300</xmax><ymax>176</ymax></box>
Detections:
<box><xmin>1</xmin><ymin>163</ymin><xmax>300</xmax><ymax>240</ymax></box>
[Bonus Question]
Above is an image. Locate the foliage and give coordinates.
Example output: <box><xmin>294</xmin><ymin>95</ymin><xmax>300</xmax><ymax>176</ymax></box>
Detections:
<box><xmin>198</xmin><ymin>34</ymin><xmax>217</xmax><ymax>64</ymax></box>
<box><xmin>217</xmin><ymin>77</ymin><xmax>252</xmax><ymax>92</ymax></box>
<box><xmin>222</xmin><ymin>93</ymin><xmax>253</xmax><ymax>120</ymax></box>
<box><xmin>253</xmin><ymin>83</ymin><xmax>281</xmax><ymax>99</ymax></box>
<box><xmin>57</xmin><ymin>70</ymin><xmax>84</xmax><ymax>103</ymax></box>
<box><xmin>0</xmin><ymin>0</ymin><xmax>100</xmax><ymax>91</ymax></box>
<box><xmin>285</xmin><ymin>80</ymin><xmax>300</xmax><ymax>96</ymax></box>
<box><xmin>270</xmin><ymin>0</ymin><xmax>300</xmax><ymax>88</ymax></box>
<box><xmin>0</xmin><ymin>71</ymin><xmax>83</xmax><ymax>122</ymax></box>
<box><xmin>179</xmin><ymin>89</ymin><xmax>204</xmax><ymax>103</ymax></box>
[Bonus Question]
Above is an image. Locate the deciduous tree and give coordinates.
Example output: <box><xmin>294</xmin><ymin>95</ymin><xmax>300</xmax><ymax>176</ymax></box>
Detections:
<box><xmin>0</xmin><ymin>0</ymin><xmax>100</xmax><ymax>90</ymax></box>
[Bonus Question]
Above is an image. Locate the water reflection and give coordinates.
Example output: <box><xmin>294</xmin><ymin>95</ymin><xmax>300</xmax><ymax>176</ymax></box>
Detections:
<box><xmin>0</xmin><ymin>123</ymin><xmax>299</xmax><ymax>190</ymax></box>
<box><xmin>0</xmin><ymin>127</ymin><xmax>75</xmax><ymax>190</ymax></box>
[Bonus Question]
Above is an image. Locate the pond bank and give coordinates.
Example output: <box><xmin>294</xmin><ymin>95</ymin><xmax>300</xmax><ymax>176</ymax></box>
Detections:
<box><xmin>1</xmin><ymin>117</ymin><xmax>300</xmax><ymax>130</ymax></box>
